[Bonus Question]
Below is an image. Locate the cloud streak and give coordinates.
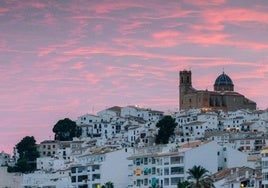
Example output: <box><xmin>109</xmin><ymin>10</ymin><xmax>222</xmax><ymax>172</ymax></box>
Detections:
<box><xmin>0</xmin><ymin>0</ymin><xmax>268</xmax><ymax>154</ymax></box>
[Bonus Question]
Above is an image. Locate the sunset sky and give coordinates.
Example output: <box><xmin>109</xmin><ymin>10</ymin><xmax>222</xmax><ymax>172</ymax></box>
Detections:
<box><xmin>1</xmin><ymin>0</ymin><xmax>268</xmax><ymax>154</ymax></box>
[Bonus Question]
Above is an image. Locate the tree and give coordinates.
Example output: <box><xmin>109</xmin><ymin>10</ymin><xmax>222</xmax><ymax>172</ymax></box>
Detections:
<box><xmin>177</xmin><ymin>181</ymin><xmax>190</xmax><ymax>188</ymax></box>
<box><xmin>150</xmin><ymin>184</ymin><xmax>161</xmax><ymax>188</ymax></box>
<box><xmin>52</xmin><ymin>118</ymin><xmax>82</xmax><ymax>141</ymax></box>
<box><xmin>187</xmin><ymin>165</ymin><xmax>215</xmax><ymax>188</ymax></box>
<box><xmin>9</xmin><ymin>136</ymin><xmax>39</xmax><ymax>173</ymax></box>
<box><xmin>155</xmin><ymin>116</ymin><xmax>177</xmax><ymax>144</ymax></box>
<box><xmin>102</xmin><ymin>181</ymin><xmax>114</xmax><ymax>188</ymax></box>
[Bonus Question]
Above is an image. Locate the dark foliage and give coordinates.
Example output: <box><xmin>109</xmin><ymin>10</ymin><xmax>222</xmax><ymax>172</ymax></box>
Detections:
<box><xmin>187</xmin><ymin>165</ymin><xmax>215</xmax><ymax>188</ymax></box>
<box><xmin>53</xmin><ymin>118</ymin><xmax>82</xmax><ymax>141</ymax></box>
<box><xmin>155</xmin><ymin>116</ymin><xmax>177</xmax><ymax>144</ymax></box>
<box><xmin>177</xmin><ymin>181</ymin><xmax>190</xmax><ymax>188</ymax></box>
<box><xmin>9</xmin><ymin>136</ymin><xmax>39</xmax><ymax>173</ymax></box>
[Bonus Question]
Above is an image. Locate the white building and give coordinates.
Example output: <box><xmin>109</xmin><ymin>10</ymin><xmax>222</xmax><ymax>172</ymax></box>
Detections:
<box><xmin>22</xmin><ymin>169</ymin><xmax>72</xmax><ymax>188</ymax></box>
<box><xmin>212</xmin><ymin>166</ymin><xmax>259</xmax><ymax>188</ymax></box>
<box><xmin>262</xmin><ymin>146</ymin><xmax>268</xmax><ymax>188</ymax></box>
<box><xmin>175</xmin><ymin>110</ymin><xmax>218</xmax><ymax>142</ymax></box>
<box><xmin>37</xmin><ymin>157</ymin><xmax>68</xmax><ymax>172</ymax></box>
<box><xmin>97</xmin><ymin>106</ymin><xmax>121</xmax><ymax>120</ymax></box>
<box><xmin>71</xmin><ymin>147</ymin><xmax>133</xmax><ymax>188</ymax></box>
<box><xmin>0</xmin><ymin>167</ymin><xmax>22</xmax><ymax>188</ymax></box>
<box><xmin>128</xmin><ymin>141</ymin><xmax>249</xmax><ymax>188</ymax></box>
<box><xmin>0</xmin><ymin>151</ymin><xmax>11</xmax><ymax>166</ymax></box>
<box><xmin>121</xmin><ymin>106</ymin><xmax>163</xmax><ymax>122</ymax></box>
<box><xmin>38</xmin><ymin>140</ymin><xmax>59</xmax><ymax>157</ymax></box>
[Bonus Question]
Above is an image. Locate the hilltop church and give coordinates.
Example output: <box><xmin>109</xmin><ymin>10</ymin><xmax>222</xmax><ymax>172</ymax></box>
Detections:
<box><xmin>179</xmin><ymin>70</ymin><xmax>256</xmax><ymax>111</ymax></box>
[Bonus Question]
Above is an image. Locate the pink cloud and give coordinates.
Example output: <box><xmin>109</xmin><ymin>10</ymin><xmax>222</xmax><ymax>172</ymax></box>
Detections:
<box><xmin>93</xmin><ymin>24</ymin><xmax>104</xmax><ymax>35</ymax></box>
<box><xmin>119</xmin><ymin>21</ymin><xmax>150</xmax><ymax>35</ymax></box>
<box><xmin>70</xmin><ymin>62</ymin><xmax>85</xmax><ymax>70</ymax></box>
<box><xmin>203</xmin><ymin>8</ymin><xmax>268</xmax><ymax>25</ymax></box>
<box><xmin>1</xmin><ymin>0</ymin><xmax>268</xmax><ymax>154</ymax></box>
<box><xmin>85</xmin><ymin>73</ymin><xmax>100</xmax><ymax>85</ymax></box>
<box><xmin>183</xmin><ymin>0</ymin><xmax>226</xmax><ymax>6</ymax></box>
<box><xmin>0</xmin><ymin>7</ymin><xmax>9</xmax><ymax>15</ymax></box>
<box><xmin>152</xmin><ymin>30</ymin><xmax>181</xmax><ymax>46</ymax></box>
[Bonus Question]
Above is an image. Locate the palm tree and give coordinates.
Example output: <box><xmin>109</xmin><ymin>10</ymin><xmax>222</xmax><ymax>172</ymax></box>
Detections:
<box><xmin>103</xmin><ymin>181</ymin><xmax>114</xmax><ymax>188</ymax></box>
<box><xmin>150</xmin><ymin>184</ymin><xmax>161</xmax><ymax>188</ymax></box>
<box><xmin>187</xmin><ymin>165</ymin><xmax>215</xmax><ymax>188</ymax></box>
<box><xmin>177</xmin><ymin>180</ymin><xmax>190</xmax><ymax>188</ymax></box>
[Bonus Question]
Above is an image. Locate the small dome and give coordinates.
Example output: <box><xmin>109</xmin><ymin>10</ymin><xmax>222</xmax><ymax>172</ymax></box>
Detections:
<box><xmin>214</xmin><ymin>72</ymin><xmax>233</xmax><ymax>86</ymax></box>
<box><xmin>214</xmin><ymin>72</ymin><xmax>234</xmax><ymax>91</ymax></box>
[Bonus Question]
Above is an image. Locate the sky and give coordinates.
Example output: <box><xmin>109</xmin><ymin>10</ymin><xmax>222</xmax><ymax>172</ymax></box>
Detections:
<box><xmin>1</xmin><ymin>0</ymin><xmax>268</xmax><ymax>154</ymax></box>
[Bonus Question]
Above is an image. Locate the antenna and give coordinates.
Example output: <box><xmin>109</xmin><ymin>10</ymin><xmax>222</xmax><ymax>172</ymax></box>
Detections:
<box><xmin>189</xmin><ymin>65</ymin><xmax>192</xmax><ymax>71</ymax></box>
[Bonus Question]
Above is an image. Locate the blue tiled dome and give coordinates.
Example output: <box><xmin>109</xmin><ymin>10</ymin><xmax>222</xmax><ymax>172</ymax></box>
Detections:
<box><xmin>214</xmin><ymin>72</ymin><xmax>234</xmax><ymax>91</ymax></box>
<box><xmin>214</xmin><ymin>72</ymin><xmax>233</xmax><ymax>86</ymax></box>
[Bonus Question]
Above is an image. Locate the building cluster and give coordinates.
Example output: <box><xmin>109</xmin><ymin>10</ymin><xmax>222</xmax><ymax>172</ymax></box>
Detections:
<box><xmin>1</xmin><ymin>70</ymin><xmax>268</xmax><ymax>188</ymax></box>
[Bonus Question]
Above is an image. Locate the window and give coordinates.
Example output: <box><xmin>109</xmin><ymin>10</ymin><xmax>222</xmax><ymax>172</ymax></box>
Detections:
<box><xmin>144</xmin><ymin>158</ymin><xmax>148</xmax><ymax>165</ymax></box>
<box><xmin>78</xmin><ymin>185</ymin><xmax>88</xmax><ymax>188</ymax></box>
<box><xmin>136</xmin><ymin>158</ymin><xmax>143</xmax><ymax>165</ymax></box>
<box><xmin>152</xmin><ymin>167</ymin><xmax>156</xmax><ymax>175</ymax></box>
<box><xmin>78</xmin><ymin>175</ymin><xmax>87</xmax><ymax>182</ymax></box>
<box><xmin>92</xmin><ymin>165</ymin><xmax>100</xmax><ymax>171</ymax></box>
<box><xmin>163</xmin><ymin>157</ymin><xmax>169</xmax><ymax>165</ymax></box>
<box><xmin>71</xmin><ymin>176</ymin><xmax>76</xmax><ymax>183</ymax></box>
<box><xmin>135</xmin><ymin>168</ymin><xmax>141</xmax><ymax>175</ymax></box>
<box><xmin>92</xmin><ymin>174</ymin><xmax>100</xmax><ymax>180</ymax></box>
<box><xmin>144</xmin><ymin>178</ymin><xmax>148</xmax><ymax>186</ymax></box>
<box><xmin>171</xmin><ymin>167</ymin><xmax>184</xmax><ymax>175</ymax></box>
<box><xmin>171</xmin><ymin>177</ymin><xmax>182</xmax><ymax>185</ymax></box>
<box><xmin>263</xmin><ymin>172</ymin><xmax>268</xmax><ymax>180</ymax></box>
<box><xmin>164</xmin><ymin>178</ymin><xmax>169</xmax><ymax>186</ymax></box>
<box><xmin>71</xmin><ymin>168</ymin><xmax>76</xmax><ymax>173</ymax></box>
<box><xmin>164</xmin><ymin>168</ymin><xmax>169</xmax><ymax>175</ymax></box>
<box><xmin>170</xmin><ymin>156</ymin><xmax>183</xmax><ymax>164</ymax></box>
<box><xmin>136</xmin><ymin>179</ymin><xmax>143</xmax><ymax>186</ymax></box>
<box><xmin>262</xmin><ymin>161</ymin><xmax>268</xmax><ymax>169</ymax></box>
<box><xmin>78</xmin><ymin>166</ymin><xmax>85</xmax><ymax>173</ymax></box>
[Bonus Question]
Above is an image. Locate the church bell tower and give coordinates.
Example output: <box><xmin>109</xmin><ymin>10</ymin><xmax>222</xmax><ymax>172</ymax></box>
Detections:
<box><xmin>179</xmin><ymin>70</ymin><xmax>192</xmax><ymax>110</ymax></box>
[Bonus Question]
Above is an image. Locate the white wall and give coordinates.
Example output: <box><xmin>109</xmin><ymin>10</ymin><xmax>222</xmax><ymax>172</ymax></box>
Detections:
<box><xmin>225</xmin><ymin>146</ymin><xmax>248</xmax><ymax>168</ymax></box>
<box><xmin>184</xmin><ymin>141</ymin><xmax>218</xmax><ymax>176</ymax></box>
<box><xmin>121</xmin><ymin>106</ymin><xmax>139</xmax><ymax>117</ymax></box>
<box><xmin>0</xmin><ymin>167</ymin><xmax>22</xmax><ymax>188</ymax></box>
<box><xmin>23</xmin><ymin>170</ymin><xmax>72</xmax><ymax>188</ymax></box>
<box><xmin>101</xmin><ymin>148</ymin><xmax>133</xmax><ymax>187</ymax></box>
